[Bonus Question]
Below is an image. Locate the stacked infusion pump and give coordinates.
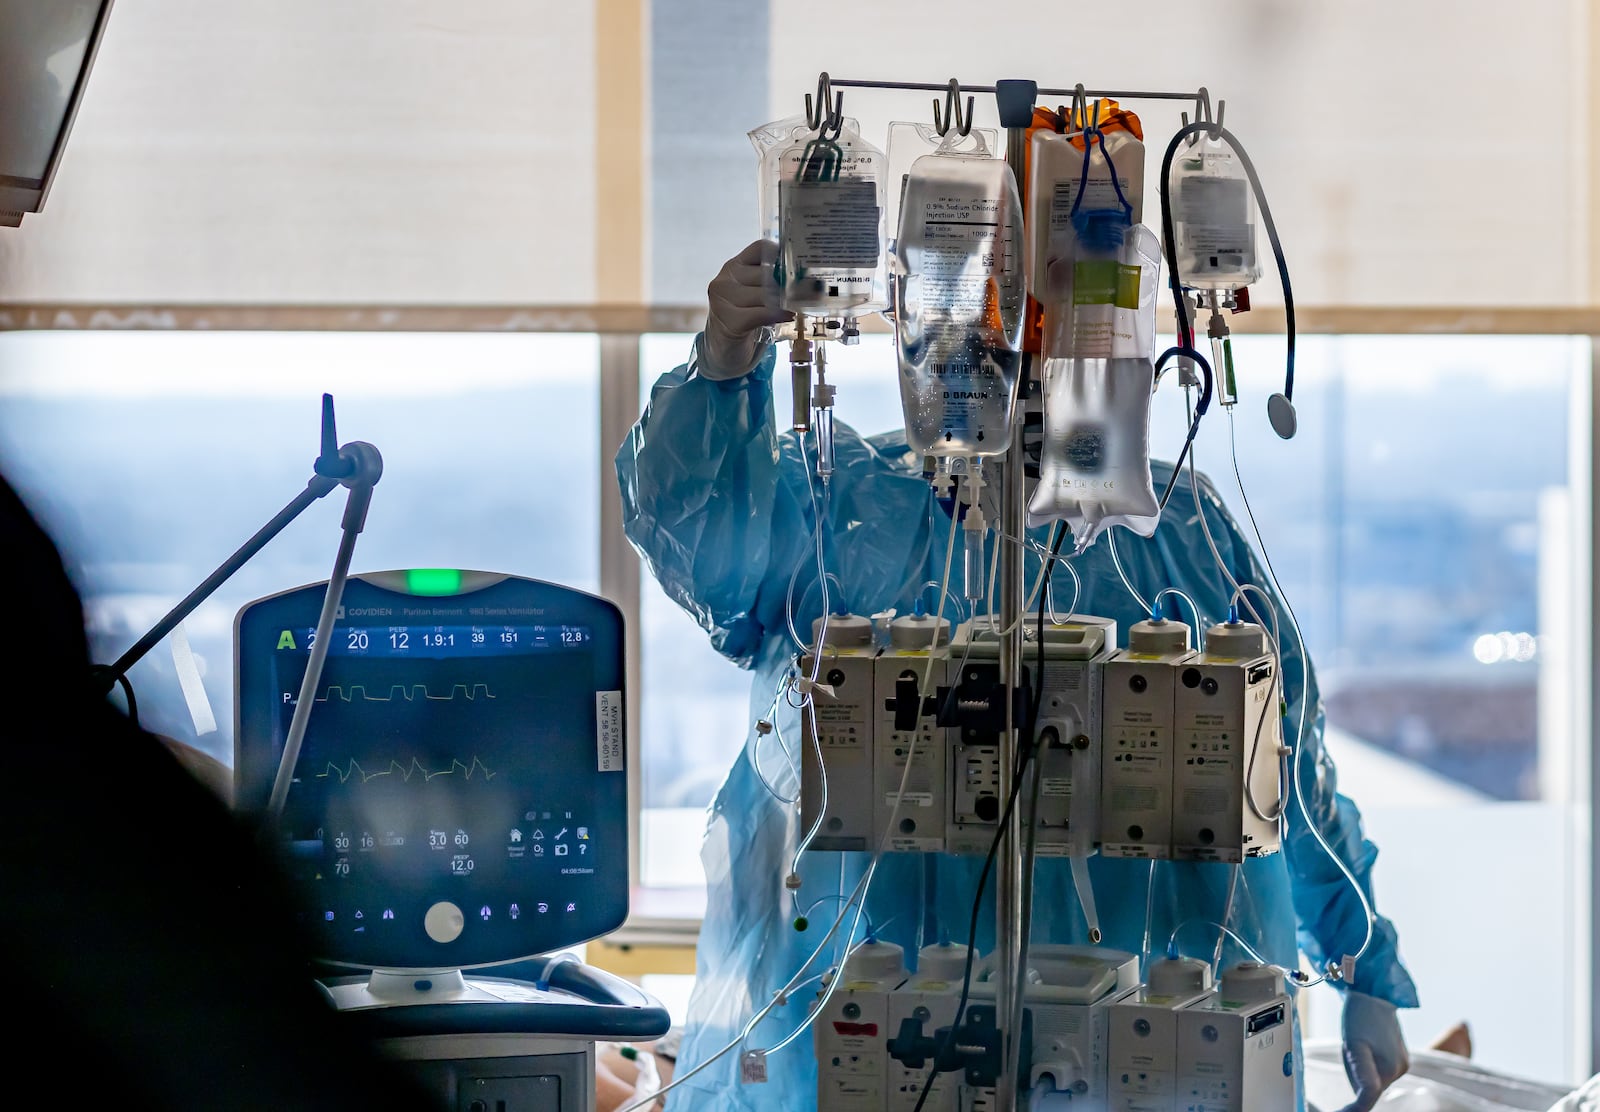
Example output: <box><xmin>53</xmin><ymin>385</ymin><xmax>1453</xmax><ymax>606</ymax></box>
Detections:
<box><xmin>814</xmin><ymin>940</ymin><xmax>1294</xmax><ymax>1111</ymax></box>
<box><xmin>801</xmin><ymin>611</ymin><xmax>1283</xmax><ymax>864</ymax></box>
<box><xmin>801</xmin><ymin>611</ymin><xmax>1289</xmax><ymax>1110</ymax></box>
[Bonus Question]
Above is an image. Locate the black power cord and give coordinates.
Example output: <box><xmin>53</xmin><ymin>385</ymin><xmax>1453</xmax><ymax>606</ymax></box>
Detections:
<box><xmin>910</xmin><ymin>522</ymin><xmax>1067</xmax><ymax>1112</ymax></box>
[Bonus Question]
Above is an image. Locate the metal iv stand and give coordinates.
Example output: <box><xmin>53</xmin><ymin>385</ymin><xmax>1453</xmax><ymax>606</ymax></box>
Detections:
<box><xmin>800</xmin><ymin>71</ymin><xmax>1215</xmax><ymax>1112</ymax></box>
<box><xmin>91</xmin><ymin>393</ymin><xmax>382</xmax><ymax>816</ymax></box>
<box><xmin>995</xmin><ymin>79</ymin><xmax>1036</xmax><ymax>1112</ymax></box>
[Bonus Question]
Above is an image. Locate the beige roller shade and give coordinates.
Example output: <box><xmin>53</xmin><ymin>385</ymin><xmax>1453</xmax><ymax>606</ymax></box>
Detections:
<box><xmin>0</xmin><ymin>0</ymin><xmax>599</xmax><ymax>304</ymax></box>
<box><xmin>769</xmin><ymin>0</ymin><xmax>1589</xmax><ymax>308</ymax></box>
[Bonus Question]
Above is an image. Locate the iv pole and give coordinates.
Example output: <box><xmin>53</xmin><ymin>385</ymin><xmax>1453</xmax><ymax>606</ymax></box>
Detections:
<box><xmin>801</xmin><ymin>72</ymin><xmax>1209</xmax><ymax>1112</ymax></box>
<box><xmin>993</xmin><ymin>77</ymin><xmax>1036</xmax><ymax>1112</ymax></box>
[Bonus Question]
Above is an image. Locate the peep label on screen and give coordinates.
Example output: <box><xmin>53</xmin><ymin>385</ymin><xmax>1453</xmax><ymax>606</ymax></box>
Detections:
<box><xmin>596</xmin><ymin>690</ymin><xmax>624</xmax><ymax>772</ymax></box>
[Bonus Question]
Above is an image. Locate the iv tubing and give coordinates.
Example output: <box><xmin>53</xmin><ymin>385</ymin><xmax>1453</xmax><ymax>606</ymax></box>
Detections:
<box><xmin>1191</xmin><ymin>426</ymin><xmax>1377</xmax><ymax>980</ymax></box>
<box><xmin>1141</xmin><ymin>859</ymin><xmax>1159</xmax><ymax>970</ymax></box>
<box><xmin>1152</xmin><ymin>587</ymin><xmax>1207</xmax><ymax>647</ymax></box>
<box><xmin>1106</xmin><ymin>528</ymin><xmax>1152</xmax><ymax>616</ymax></box>
<box><xmin>788</xmin><ymin>434</ymin><xmax>835</xmax><ymax>863</ymax></box>
<box><xmin>983</xmin><ymin>530</ymin><xmax>1055</xmax><ymax>637</ymax></box>
<box><xmin>615</xmin><ymin>869</ymin><xmax>878</xmax><ymax>1112</ymax></box>
<box><xmin>762</xmin><ymin>501</ymin><xmax>962</xmax><ymax>1056</ymax></box>
<box><xmin>1047</xmin><ymin>561</ymin><xmax>1083</xmax><ymax>626</ymax></box>
<box><xmin>1185</xmin><ymin>449</ymin><xmax>1285</xmax><ymax>824</ymax></box>
<box><xmin>1213</xmin><ymin>863</ymin><xmax>1241</xmax><ymax>975</ymax></box>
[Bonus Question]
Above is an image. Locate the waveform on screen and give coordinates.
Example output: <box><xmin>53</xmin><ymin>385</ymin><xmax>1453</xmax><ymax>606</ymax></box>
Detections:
<box><xmin>315</xmin><ymin>757</ymin><xmax>499</xmax><ymax>784</ymax></box>
<box><xmin>315</xmin><ymin>684</ymin><xmax>496</xmax><ymax>703</ymax></box>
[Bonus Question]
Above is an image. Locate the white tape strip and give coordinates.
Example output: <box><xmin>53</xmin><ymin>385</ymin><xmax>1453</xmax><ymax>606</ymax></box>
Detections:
<box><xmin>170</xmin><ymin>621</ymin><xmax>217</xmax><ymax>736</ymax></box>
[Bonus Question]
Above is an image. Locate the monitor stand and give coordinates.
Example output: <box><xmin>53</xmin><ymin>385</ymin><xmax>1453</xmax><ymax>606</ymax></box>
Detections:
<box><xmin>318</xmin><ymin>960</ymin><xmax>669</xmax><ymax>1112</ymax></box>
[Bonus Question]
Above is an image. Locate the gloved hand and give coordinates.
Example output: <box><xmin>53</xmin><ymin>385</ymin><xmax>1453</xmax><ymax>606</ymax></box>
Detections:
<box><xmin>1337</xmin><ymin>991</ymin><xmax>1410</xmax><ymax>1112</ymax></box>
<box><xmin>700</xmin><ymin>239</ymin><xmax>792</xmax><ymax>380</ymax></box>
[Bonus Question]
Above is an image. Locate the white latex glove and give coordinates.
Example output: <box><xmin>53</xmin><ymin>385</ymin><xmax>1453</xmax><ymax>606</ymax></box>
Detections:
<box><xmin>700</xmin><ymin>239</ymin><xmax>792</xmax><ymax>380</ymax></box>
<box><xmin>1337</xmin><ymin>991</ymin><xmax>1410</xmax><ymax>1112</ymax></box>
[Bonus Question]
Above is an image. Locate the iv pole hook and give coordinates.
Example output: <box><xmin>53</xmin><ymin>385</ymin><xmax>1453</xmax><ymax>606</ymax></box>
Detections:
<box><xmin>933</xmin><ymin>78</ymin><xmax>974</xmax><ymax>137</ymax></box>
<box><xmin>805</xmin><ymin>72</ymin><xmax>845</xmax><ymax>139</ymax></box>
<box><xmin>1182</xmin><ymin>87</ymin><xmax>1214</xmax><ymax>145</ymax></box>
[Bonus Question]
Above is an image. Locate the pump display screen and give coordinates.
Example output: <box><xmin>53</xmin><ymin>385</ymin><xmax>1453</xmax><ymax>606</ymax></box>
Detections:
<box><xmin>235</xmin><ymin>574</ymin><xmax>628</xmax><ymax>970</ymax></box>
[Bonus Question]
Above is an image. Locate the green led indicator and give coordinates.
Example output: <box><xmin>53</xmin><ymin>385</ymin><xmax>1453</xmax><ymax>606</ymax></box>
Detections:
<box><xmin>407</xmin><ymin>568</ymin><xmax>463</xmax><ymax>596</ymax></box>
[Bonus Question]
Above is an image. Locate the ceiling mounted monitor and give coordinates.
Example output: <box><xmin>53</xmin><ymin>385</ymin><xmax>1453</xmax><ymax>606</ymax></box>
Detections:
<box><xmin>0</xmin><ymin>0</ymin><xmax>114</xmax><ymax>227</ymax></box>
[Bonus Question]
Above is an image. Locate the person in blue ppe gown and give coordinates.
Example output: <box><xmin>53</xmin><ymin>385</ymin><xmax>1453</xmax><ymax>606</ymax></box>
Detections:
<box><xmin>616</xmin><ymin>240</ymin><xmax>1418</xmax><ymax>1112</ymax></box>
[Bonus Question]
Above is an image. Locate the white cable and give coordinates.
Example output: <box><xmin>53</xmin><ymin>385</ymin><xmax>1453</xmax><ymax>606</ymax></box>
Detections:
<box><xmin>789</xmin><ymin>437</ymin><xmax>835</xmax><ymax>863</ymax></box>
<box><xmin>1227</xmin><ymin>408</ymin><xmax>1310</xmax><ymax>763</ymax></box>
<box><xmin>614</xmin><ymin>867</ymin><xmax>878</xmax><ymax>1112</ymax></box>
<box><xmin>1221</xmin><ymin>409</ymin><xmax>1375</xmax><ymax>974</ymax></box>
<box><xmin>763</xmin><ymin>502</ymin><xmax>962</xmax><ymax>1056</ymax></box>
<box><xmin>1228</xmin><ymin>581</ymin><xmax>1287</xmax><ymax>824</ymax></box>
<box><xmin>1213</xmin><ymin>863</ymin><xmax>1241</xmax><ymax>975</ymax></box>
<box><xmin>1106</xmin><ymin>528</ymin><xmax>1152</xmax><ymax>616</ymax></box>
<box><xmin>1047</xmin><ymin>560</ymin><xmax>1082</xmax><ymax>626</ymax></box>
<box><xmin>1141</xmin><ymin>858</ymin><xmax>1159</xmax><ymax>970</ymax></box>
<box><xmin>984</xmin><ymin>530</ymin><xmax>1053</xmax><ymax>637</ymax></box>
<box><xmin>1184</xmin><ymin>441</ymin><xmax>1286</xmax><ymax>828</ymax></box>
<box><xmin>1191</xmin><ymin>408</ymin><xmax>1376</xmax><ymax>980</ymax></box>
<box><xmin>734</xmin><ymin>483</ymin><xmax>966</xmax><ymax>1083</ymax></box>
<box><xmin>1151</xmin><ymin>587</ymin><xmax>1207</xmax><ymax>647</ymax></box>
<box><xmin>920</xmin><ymin>578</ymin><xmax>967</xmax><ymax>624</ymax></box>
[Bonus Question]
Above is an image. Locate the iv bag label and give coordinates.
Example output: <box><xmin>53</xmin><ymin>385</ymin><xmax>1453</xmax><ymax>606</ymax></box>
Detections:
<box><xmin>1051</xmin><ymin>176</ymin><xmax>1132</xmax><ymax>231</ymax></box>
<box><xmin>780</xmin><ymin>179</ymin><xmax>881</xmax><ymax>270</ymax></box>
<box><xmin>1062</xmin><ymin>423</ymin><xmax>1107</xmax><ymax>472</ymax></box>
<box><xmin>1072</xmin><ymin>261</ymin><xmax>1140</xmax><ymax>310</ymax></box>
<box><xmin>596</xmin><ymin>690</ymin><xmax>624</xmax><ymax>772</ymax></box>
<box><xmin>1177</xmin><ymin>177</ymin><xmax>1251</xmax><ymax>255</ymax></box>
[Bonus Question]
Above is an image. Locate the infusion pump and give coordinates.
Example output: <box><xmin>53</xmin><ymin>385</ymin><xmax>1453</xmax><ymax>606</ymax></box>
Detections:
<box><xmin>800</xmin><ymin>613</ymin><xmax>1283</xmax><ymax>863</ymax></box>
<box><xmin>816</xmin><ymin>944</ymin><xmax>1294</xmax><ymax>1112</ymax></box>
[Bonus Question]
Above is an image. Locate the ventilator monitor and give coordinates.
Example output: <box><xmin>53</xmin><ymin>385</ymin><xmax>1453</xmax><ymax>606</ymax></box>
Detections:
<box><xmin>235</xmin><ymin>571</ymin><xmax>628</xmax><ymax>971</ymax></box>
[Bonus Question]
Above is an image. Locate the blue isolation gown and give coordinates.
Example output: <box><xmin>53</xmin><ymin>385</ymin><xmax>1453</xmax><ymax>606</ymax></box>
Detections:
<box><xmin>616</xmin><ymin>338</ymin><xmax>1418</xmax><ymax>1110</ymax></box>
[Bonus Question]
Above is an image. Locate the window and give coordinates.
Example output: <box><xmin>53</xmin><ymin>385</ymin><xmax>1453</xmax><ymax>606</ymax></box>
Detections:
<box><xmin>0</xmin><ymin>331</ymin><xmax>600</xmax><ymax>766</ymax></box>
<box><xmin>634</xmin><ymin>332</ymin><xmax>905</xmax><ymax>894</ymax></box>
<box><xmin>1149</xmin><ymin>335</ymin><xmax>1587</xmax><ymax>1081</ymax></box>
<box><xmin>5</xmin><ymin>325</ymin><xmax>1590</xmax><ymax>1083</ymax></box>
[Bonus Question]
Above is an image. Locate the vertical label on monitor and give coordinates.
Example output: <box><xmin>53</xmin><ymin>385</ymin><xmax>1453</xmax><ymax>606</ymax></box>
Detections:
<box><xmin>597</xmin><ymin>690</ymin><xmax>624</xmax><ymax>772</ymax></box>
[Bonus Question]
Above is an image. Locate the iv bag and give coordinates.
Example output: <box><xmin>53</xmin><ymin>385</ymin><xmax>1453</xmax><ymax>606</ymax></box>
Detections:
<box><xmin>1169</xmin><ymin>135</ymin><xmax>1262</xmax><ymax>290</ymax></box>
<box><xmin>750</xmin><ymin>114</ymin><xmax>887</xmax><ymax>317</ymax></box>
<box><xmin>1027</xmin><ymin>224</ymin><xmax>1163</xmax><ymax>547</ymax></box>
<box><xmin>1028</xmin><ymin>117</ymin><xmax>1144</xmax><ymax>300</ymax></box>
<box><xmin>884</xmin><ymin>122</ymin><xmax>999</xmax><ymax>267</ymax></box>
<box><xmin>894</xmin><ymin>153</ymin><xmax>1027</xmax><ymax>458</ymax></box>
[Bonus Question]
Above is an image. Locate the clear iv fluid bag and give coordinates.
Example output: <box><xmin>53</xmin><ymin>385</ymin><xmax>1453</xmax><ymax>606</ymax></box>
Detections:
<box><xmin>751</xmin><ymin>116</ymin><xmax>886</xmax><ymax>316</ymax></box>
<box><xmin>894</xmin><ymin>154</ymin><xmax>1026</xmax><ymax>458</ymax></box>
<box><xmin>1170</xmin><ymin>137</ymin><xmax>1261</xmax><ymax>290</ymax></box>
